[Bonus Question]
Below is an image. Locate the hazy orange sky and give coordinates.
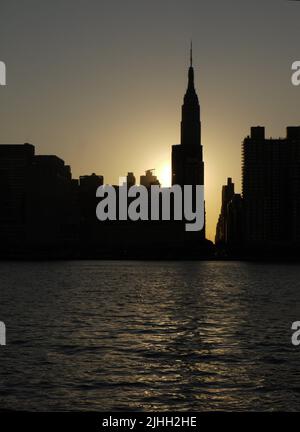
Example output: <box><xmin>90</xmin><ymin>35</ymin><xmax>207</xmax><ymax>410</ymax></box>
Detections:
<box><xmin>0</xmin><ymin>0</ymin><xmax>300</xmax><ymax>239</ymax></box>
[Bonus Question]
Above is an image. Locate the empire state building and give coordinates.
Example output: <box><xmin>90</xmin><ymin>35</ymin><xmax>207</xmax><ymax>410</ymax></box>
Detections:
<box><xmin>172</xmin><ymin>44</ymin><xmax>205</xmax><ymax>236</ymax></box>
<box><xmin>172</xmin><ymin>44</ymin><xmax>204</xmax><ymax>186</ymax></box>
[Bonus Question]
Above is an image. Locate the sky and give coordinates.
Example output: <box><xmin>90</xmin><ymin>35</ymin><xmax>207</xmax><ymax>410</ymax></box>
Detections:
<box><xmin>0</xmin><ymin>0</ymin><xmax>299</xmax><ymax>240</ymax></box>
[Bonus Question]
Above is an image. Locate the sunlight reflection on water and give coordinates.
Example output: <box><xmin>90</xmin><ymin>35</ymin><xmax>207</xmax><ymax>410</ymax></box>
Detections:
<box><xmin>0</xmin><ymin>260</ymin><xmax>300</xmax><ymax>411</ymax></box>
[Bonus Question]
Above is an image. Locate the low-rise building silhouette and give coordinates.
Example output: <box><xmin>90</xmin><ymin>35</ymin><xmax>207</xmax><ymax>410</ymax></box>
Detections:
<box><xmin>126</xmin><ymin>172</ymin><xmax>136</xmax><ymax>188</ymax></box>
<box><xmin>140</xmin><ymin>169</ymin><xmax>160</xmax><ymax>188</ymax></box>
<box><xmin>78</xmin><ymin>173</ymin><xmax>104</xmax><ymax>224</ymax></box>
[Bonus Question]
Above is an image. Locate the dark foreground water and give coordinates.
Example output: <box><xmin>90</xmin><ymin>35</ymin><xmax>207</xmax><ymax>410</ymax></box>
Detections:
<box><xmin>0</xmin><ymin>260</ymin><xmax>300</xmax><ymax>411</ymax></box>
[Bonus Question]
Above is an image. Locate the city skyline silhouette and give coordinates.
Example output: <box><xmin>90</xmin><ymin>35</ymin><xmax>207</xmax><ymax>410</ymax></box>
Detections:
<box><xmin>0</xmin><ymin>41</ymin><xmax>300</xmax><ymax>259</ymax></box>
<box><xmin>1</xmin><ymin>46</ymin><xmax>300</xmax><ymax>259</ymax></box>
<box><xmin>2</xmin><ymin>1</ymin><xmax>300</xmax><ymax>418</ymax></box>
<box><xmin>0</xmin><ymin>48</ymin><xmax>214</xmax><ymax>259</ymax></box>
<box><xmin>1</xmin><ymin>0</ymin><xmax>300</xmax><ymax>239</ymax></box>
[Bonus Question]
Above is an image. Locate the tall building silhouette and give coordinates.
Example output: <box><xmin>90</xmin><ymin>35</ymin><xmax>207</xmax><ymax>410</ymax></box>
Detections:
<box><xmin>242</xmin><ymin>126</ymin><xmax>300</xmax><ymax>251</ymax></box>
<box><xmin>27</xmin><ymin>155</ymin><xmax>78</xmax><ymax>253</ymax></box>
<box><xmin>172</xmin><ymin>43</ymin><xmax>205</xmax><ymax>238</ymax></box>
<box><xmin>172</xmin><ymin>43</ymin><xmax>204</xmax><ymax>186</ymax></box>
<box><xmin>215</xmin><ymin>178</ymin><xmax>235</xmax><ymax>244</ymax></box>
<box><xmin>215</xmin><ymin>177</ymin><xmax>243</xmax><ymax>250</ymax></box>
<box><xmin>0</xmin><ymin>144</ymin><xmax>34</xmax><ymax>253</ymax></box>
<box><xmin>0</xmin><ymin>144</ymin><xmax>78</xmax><ymax>257</ymax></box>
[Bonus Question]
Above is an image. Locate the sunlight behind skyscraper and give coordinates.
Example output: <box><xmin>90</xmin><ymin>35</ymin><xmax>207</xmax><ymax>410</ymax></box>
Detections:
<box><xmin>157</xmin><ymin>163</ymin><xmax>171</xmax><ymax>187</ymax></box>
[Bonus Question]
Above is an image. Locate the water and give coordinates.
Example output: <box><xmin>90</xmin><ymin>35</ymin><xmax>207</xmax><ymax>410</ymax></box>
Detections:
<box><xmin>0</xmin><ymin>260</ymin><xmax>300</xmax><ymax>411</ymax></box>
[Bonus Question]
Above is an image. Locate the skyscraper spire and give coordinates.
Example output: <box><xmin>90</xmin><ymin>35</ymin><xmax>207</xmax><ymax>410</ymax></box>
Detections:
<box><xmin>182</xmin><ymin>42</ymin><xmax>201</xmax><ymax>150</ymax></box>
<box><xmin>187</xmin><ymin>41</ymin><xmax>195</xmax><ymax>91</ymax></box>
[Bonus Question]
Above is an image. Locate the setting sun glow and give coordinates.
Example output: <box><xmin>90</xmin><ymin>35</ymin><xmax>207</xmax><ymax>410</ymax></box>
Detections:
<box><xmin>158</xmin><ymin>164</ymin><xmax>171</xmax><ymax>187</ymax></box>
